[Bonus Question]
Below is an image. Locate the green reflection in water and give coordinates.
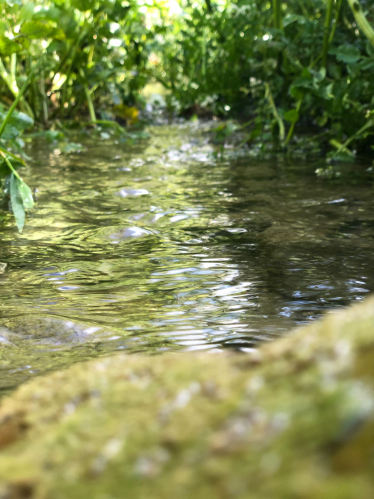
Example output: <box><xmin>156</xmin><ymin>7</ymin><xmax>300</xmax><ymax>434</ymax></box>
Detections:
<box><xmin>1</xmin><ymin>124</ymin><xmax>374</xmax><ymax>393</ymax></box>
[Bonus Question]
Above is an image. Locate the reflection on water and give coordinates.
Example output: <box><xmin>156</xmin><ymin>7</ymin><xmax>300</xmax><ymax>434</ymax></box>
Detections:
<box><xmin>1</xmin><ymin>124</ymin><xmax>374</xmax><ymax>392</ymax></box>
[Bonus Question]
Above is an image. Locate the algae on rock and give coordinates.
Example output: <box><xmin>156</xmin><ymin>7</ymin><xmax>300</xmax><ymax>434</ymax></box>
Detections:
<box><xmin>1</xmin><ymin>298</ymin><xmax>374</xmax><ymax>498</ymax></box>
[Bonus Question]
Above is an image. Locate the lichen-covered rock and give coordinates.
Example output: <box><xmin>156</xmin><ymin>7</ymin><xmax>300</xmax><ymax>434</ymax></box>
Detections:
<box><xmin>1</xmin><ymin>298</ymin><xmax>374</xmax><ymax>498</ymax></box>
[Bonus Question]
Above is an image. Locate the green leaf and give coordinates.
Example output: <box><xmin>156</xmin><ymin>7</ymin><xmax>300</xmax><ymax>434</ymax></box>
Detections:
<box><xmin>44</xmin><ymin>130</ymin><xmax>64</xmax><ymax>143</ymax></box>
<box><xmin>290</xmin><ymin>86</ymin><xmax>304</xmax><ymax>100</ymax></box>
<box><xmin>50</xmin><ymin>27</ymin><xmax>65</xmax><ymax>41</ymax></box>
<box><xmin>358</xmin><ymin>58</ymin><xmax>374</xmax><ymax>71</ymax></box>
<box><xmin>21</xmin><ymin>21</ymin><xmax>65</xmax><ymax>41</ymax></box>
<box><xmin>18</xmin><ymin>180</ymin><xmax>34</xmax><ymax>210</ymax></box>
<box><xmin>314</xmin><ymin>67</ymin><xmax>326</xmax><ymax>83</ymax></box>
<box><xmin>33</xmin><ymin>7</ymin><xmax>62</xmax><ymax>23</ymax></box>
<box><xmin>0</xmin><ymin>35</ymin><xmax>23</xmax><ymax>55</ymax></box>
<box><xmin>0</xmin><ymin>146</ymin><xmax>25</xmax><ymax>166</ymax></box>
<box><xmin>283</xmin><ymin>14</ymin><xmax>307</xmax><ymax>27</ymax></box>
<box><xmin>284</xmin><ymin>109</ymin><xmax>299</xmax><ymax>124</ymax></box>
<box><xmin>330</xmin><ymin>45</ymin><xmax>361</xmax><ymax>64</ymax></box>
<box><xmin>10</xmin><ymin>173</ymin><xmax>25</xmax><ymax>232</ymax></box>
<box><xmin>71</xmin><ymin>0</ymin><xmax>96</xmax><ymax>12</ymax></box>
<box><xmin>8</xmin><ymin>111</ymin><xmax>34</xmax><ymax>131</ymax></box>
<box><xmin>291</xmin><ymin>76</ymin><xmax>315</xmax><ymax>89</ymax></box>
<box><xmin>301</xmin><ymin>67</ymin><xmax>311</xmax><ymax>78</ymax></box>
<box><xmin>19</xmin><ymin>2</ymin><xmax>35</xmax><ymax>22</ymax></box>
<box><xmin>316</xmin><ymin>113</ymin><xmax>329</xmax><ymax>127</ymax></box>
<box><xmin>0</xmin><ymin>21</ymin><xmax>7</xmax><ymax>35</ymax></box>
<box><xmin>21</xmin><ymin>20</ymin><xmax>54</xmax><ymax>39</ymax></box>
<box><xmin>315</xmin><ymin>83</ymin><xmax>334</xmax><ymax>100</ymax></box>
<box><xmin>0</xmin><ymin>124</ymin><xmax>19</xmax><ymax>140</ymax></box>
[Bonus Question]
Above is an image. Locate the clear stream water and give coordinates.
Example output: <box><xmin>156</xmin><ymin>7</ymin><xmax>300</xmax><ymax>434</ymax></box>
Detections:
<box><xmin>1</xmin><ymin>124</ymin><xmax>374</xmax><ymax>394</ymax></box>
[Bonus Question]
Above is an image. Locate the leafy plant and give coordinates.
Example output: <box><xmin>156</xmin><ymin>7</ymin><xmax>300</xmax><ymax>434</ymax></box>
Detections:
<box><xmin>1</xmin><ymin>0</ymin><xmax>374</xmax><ymax>231</ymax></box>
<box><xmin>154</xmin><ymin>0</ymin><xmax>374</xmax><ymax>156</ymax></box>
<box><xmin>0</xmin><ymin>58</ymin><xmax>43</xmax><ymax>231</ymax></box>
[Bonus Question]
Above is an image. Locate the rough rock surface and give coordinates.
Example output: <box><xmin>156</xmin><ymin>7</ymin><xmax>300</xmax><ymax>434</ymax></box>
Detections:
<box><xmin>1</xmin><ymin>298</ymin><xmax>374</xmax><ymax>498</ymax></box>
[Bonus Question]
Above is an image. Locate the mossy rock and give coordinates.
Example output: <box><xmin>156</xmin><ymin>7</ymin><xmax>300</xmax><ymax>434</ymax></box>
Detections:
<box><xmin>1</xmin><ymin>298</ymin><xmax>374</xmax><ymax>498</ymax></box>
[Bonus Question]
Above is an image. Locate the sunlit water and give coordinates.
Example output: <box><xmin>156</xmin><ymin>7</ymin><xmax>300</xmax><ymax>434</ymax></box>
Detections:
<box><xmin>1</xmin><ymin>124</ymin><xmax>374</xmax><ymax>393</ymax></box>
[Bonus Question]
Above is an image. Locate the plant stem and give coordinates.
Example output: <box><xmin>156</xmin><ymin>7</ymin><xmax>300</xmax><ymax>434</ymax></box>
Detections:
<box><xmin>265</xmin><ymin>83</ymin><xmax>285</xmax><ymax>142</ymax></box>
<box><xmin>10</xmin><ymin>54</ymin><xmax>17</xmax><ymax>83</ymax></box>
<box><xmin>238</xmin><ymin>118</ymin><xmax>255</xmax><ymax>130</ymax></box>
<box><xmin>59</xmin><ymin>27</ymin><xmax>87</xmax><ymax>118</ymax></box>
<box><xmin>272</xmin><ymin>0</ymin><xmax>282</xmax><ymax>29</ymax></box>
<box><xmin>0</xmin><ymin>152</ymin><xmax>22</xmax><ymax>181</ymax></box>
<box><xmin>0</xmin><ymin>58</ymin><xmax>19</xmax><ymax>97</ymax></box>
<box><xmin>0</xmin><ymin>146</ymin><xmax>25</xmax><ymax>165</ymax></box>
<box><xmin>201</xmin><ymin>28</ymin><xmax>207</xmax><ymax>79</ymax></box>
<box><xmin>285</xmin><ymin>100</ymin><xmax>302</xmax><ymax>146</ymax></box>
<box><xmin>88</xmin><ymin>41</ymin><xmax>96</xmax><ymax>65</ymax></box>
<box><xmin>0</xmin><ymin>56</ymin><xmax>34</xmax><ymax>117</ymax></box>
<box><xmin>330</xmin><ymin>118</ymin><xmax>374</xmax><ymax>158</ymax></box>
<box><xmin>0</xmin><ymin>57</ymin><xmax>43</xmax><ymax>140</ymax></box>
<box><xmin>51</xmin><ymin>30</ymin><xmax>83</xmax><ymax>86</ymax></box>
<box><xmin>79</xmin><ymin>67</ymin><xmax>96</xmax><ymax>123</ymax></box>
<box><xmin>91</xmin><ymin>119</ymin><xmax>126</xmax><ymax>134</ymax></box>
<box><xmin>347</xmin><ymin>0</ymin><xmax>374</xmax><ymax>47</ymax></box>
<box><xmin>39</xmin><ymin>69</ymin><xmax>49</xmax><ymax>127</ymax></box>
<box><xmin>272</xmin><ymin>0</ymin><xmax>284</xmax><ymax>70</ymax></box>
<box><xmin>322</xmin><ymin>0</ymin><xmax>335</xmax><ymax>68</ymax></box>
<box><xmin>329</xmin><ymin>0</ymin><xmax>343</xmax><ymax>43</ymax></box>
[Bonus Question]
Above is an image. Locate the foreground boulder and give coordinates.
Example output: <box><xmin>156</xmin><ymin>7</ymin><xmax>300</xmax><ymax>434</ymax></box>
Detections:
<box><xmin>1</xmin><ymin>298</ymin><xmax>374</xmax><ymax>498</ymax></box>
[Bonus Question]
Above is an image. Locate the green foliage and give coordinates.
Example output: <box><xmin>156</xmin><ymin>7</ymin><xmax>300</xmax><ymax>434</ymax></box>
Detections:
<box><xmin>21</xmin><ymin>20</ymin><xmax>65</xmax><ymax>40</ymax></box>
<box><xmin>330</xmin><ymin>45</ymin><xmax>362</xmax><ymax>63</ymax></box>
<box><xmin>154</xmin><ymin>0</ymin><xmax>374</xmax><ymax>155</ymax></box>
<box><xmin>0</xmin><ymin>0</ymin><xmax>371</xmax><ymax>157</ymax></box>
<box><xmin>71</xmin><ymin>0</ymin><xmax>96</xmax><ymax>12</ymax></box>
<box><xmin>0</xmin><ymin>0</ymin><xmax>167</xmax><ymax>230</ymax></box>
<box><xmin>284</xmin><ymin>109</ymin><xmax>299</xmax><ymax>124</ymax></box>
<box><xmin>0</xmin><ymin>0</ymin><xmax>373</xmax><ymax>230</ymax></box>
<box><xmin>10</xmin><ymin>174</ymin><xmax>25</xmax><ymax>232</ymax></box>
<box><xmin>17</xmin><ymin>179</ymin><xmax>34</xmax><ymax>210</ymax></box>
<box><xmin>0</xmin><ymin>35</ymin><xmax>23</xmax><ymax>55</ymax></box>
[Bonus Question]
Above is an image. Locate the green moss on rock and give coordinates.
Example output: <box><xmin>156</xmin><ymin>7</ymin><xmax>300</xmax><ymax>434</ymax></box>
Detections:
<box><xmin>1</xmin><ymin>298</ymin><xmax>374</xmax><ymax>498</ymax></box>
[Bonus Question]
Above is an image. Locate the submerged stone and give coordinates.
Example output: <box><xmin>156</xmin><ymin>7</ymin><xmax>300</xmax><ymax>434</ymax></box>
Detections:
<box><xmin>0</xmin><ymin>317</ymin><xmax>121</xmax><ymax>392</ymax></box>
<box><xmin>0</xmin><ymin>316</ymin><xmax>108</xmax><ymax>345</ymax></box>
<box><xmin>1</xmin><ymin>298</ymin><xmax>374</xmax><ymax>497</ymax></box>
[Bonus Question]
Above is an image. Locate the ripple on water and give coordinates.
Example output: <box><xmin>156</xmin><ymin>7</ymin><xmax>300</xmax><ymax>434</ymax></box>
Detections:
<box><xmin>109</xmin><ymin>226</ymin><xmax>154</xmax><ymax>243</ymax></box>
<box><xmin>1</xmin><ymin>124</ymin><xmax>374</xmax><ymax>393</ymax></box>
<box><xmin>118</xmin><ymin>188</ymin><xmax>150</xmax><ymax>197</ymax></box>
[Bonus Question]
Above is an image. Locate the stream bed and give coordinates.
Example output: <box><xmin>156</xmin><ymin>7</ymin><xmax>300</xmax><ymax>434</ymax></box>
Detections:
<box><xmin>1</xmin><ymin>124</ymin><xmax>374</xmax><ymax>393</ymax></box>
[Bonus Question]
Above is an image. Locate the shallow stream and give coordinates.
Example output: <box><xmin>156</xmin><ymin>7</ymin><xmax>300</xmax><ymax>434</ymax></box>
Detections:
<box><xmin>1</xmin><ymin>124</ymin><xmax>374</xmax><ymax>393</ymax></box>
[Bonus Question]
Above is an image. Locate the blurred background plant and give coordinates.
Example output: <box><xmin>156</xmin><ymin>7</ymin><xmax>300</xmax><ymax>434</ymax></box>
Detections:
<box><xmin>0</xmin><ymin>0</ymin><xmax>373</xmax><ymax>229</ymax></box>
<box><xmin>154</xmin><ymin>0</ymin><xmax>374</xmax><ymax>158</ymax></box>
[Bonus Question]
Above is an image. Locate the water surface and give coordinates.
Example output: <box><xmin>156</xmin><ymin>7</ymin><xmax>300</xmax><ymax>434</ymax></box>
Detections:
<box><xmin>1</xmin><ymin>124</ymin><xmax>374</xmax><ymax>392</ymax></box>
